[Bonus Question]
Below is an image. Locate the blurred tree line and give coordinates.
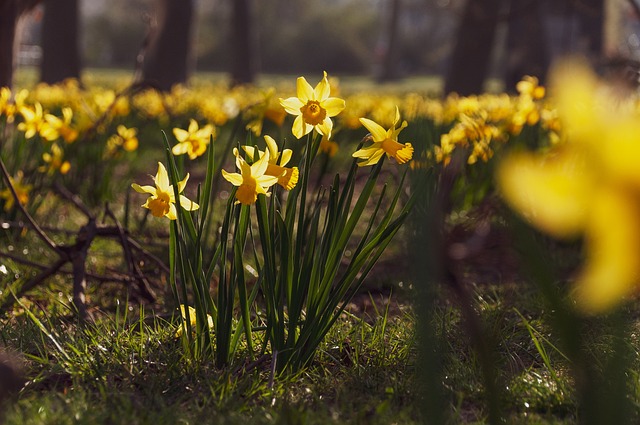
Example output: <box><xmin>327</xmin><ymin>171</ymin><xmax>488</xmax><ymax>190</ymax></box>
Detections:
<box><xmin>1</xmin><ymin>0</ymin><xmax>635</xmax><ymax>94</ymax></box>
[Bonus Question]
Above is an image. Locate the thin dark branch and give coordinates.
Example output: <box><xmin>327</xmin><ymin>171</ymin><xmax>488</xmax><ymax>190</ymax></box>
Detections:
<box><xmin>54</xmin><ymin>182</ymin><xmax>93</xmax><ymax>219</ymax></box>
<box><xmin>0</xmin><ymin>257</ymin><xmax>68</xmax><ymax>312</ymax></box>
<box><xmin>0</xmin><ymin>156</ymin><xmax>63</xmax><ymax>256</ymax></box>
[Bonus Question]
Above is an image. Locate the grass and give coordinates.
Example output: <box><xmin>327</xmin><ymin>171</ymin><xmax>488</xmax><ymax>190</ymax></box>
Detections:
<box><xmin>0</xmin><ymin>260</ymin><xmax>597</xmax><ymax>424</ymax></box>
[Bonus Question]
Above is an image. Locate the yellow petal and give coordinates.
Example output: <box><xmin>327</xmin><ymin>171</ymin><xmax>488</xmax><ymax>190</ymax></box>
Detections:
<box><xmin>179</xmin><ymin>195</ymin><xmax>199</xmax><ymax>211</ymax></box>
<box><xmin>188</xmin><ymin>119</ymin><xmax>199</xmax><ymax>133</ymax></box>
<box><xmin>173</xmin><ymin>128</ymin><xmax>189</xmax><ymax>143</ymax></box>
<box><xmin>317</xmin><ymin>117</ymin><xmax>333</xmax><ymax>138</ymax></box>
<box><xmin>321</xmin><ymin>97</ymin><xmax>346</xmax><ymax>117</ymax></box>
<box><xmin>599</xmin><ymin>120</ymin><xmax>640</xmax><ymax>188</ymax></box>
<box><xmin>155</xmin><ymin>163</ymin><xmax>170</xmax><ymax>191</ymax></box>
<box><xmin>177</xmin><ymin>173</ymin><xmax>190</xmax><ymax>194</ymax></box>
<box><xmin>252</xmin><ymin>149</ymin><xmax>270</xmax><ymax>177</ymax></box>
<box><xmin>264</xmin><ymin>135</ymin><xmax>279</xmax><ymax>159</ymax></box>
<box><xmin>222</xmin><ymin>170</ymin><xmax>243</xmax><ymax>186</ymax></box>
<box><xmin>497</xmin><ymin>150</ymin><xmax>591</xmax><ymax>238</ymax></box>
<box><xmin>292</xmin><ymin>114</ymin><xmax>310</xmax><ymax>139</ymax></box>
<box><xmin>280</xmin><ymin>97</ymin><xmax>304</xmax><ymax>115</ymax></box>
<box><xmin>296</xmin><ymin>76</ymin><xmax>314</xmax><ymax>103</ymax></box>
<box><xmin>315</xmin><ymin>71</ymin><xmax>330</xmax><ymax>101</ymax></box>
<box><xmin>242</xmin><ymin>146</ymin><xmax>257</xmax><ymax>161</ymax></box>
<box><xmin>132</xmin><ymin>183</ymin><xmax>156</xmax><ymax>195</ymax></box>
<box><xmin>573</xmin><ymin>189</ymin><xmax>640</xmax><ymax>313</ymax></box>
<box><xmin>280</xmin><ymin>149</ymin><xmax>292</xmax><ymax>166</ymax></box>
<box><xmin>359</xmin><ymin>118</ymin><xmax>387</xmax><ymax>142</ymax></box>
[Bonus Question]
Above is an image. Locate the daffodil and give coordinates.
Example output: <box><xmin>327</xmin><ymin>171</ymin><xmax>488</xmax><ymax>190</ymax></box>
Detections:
<box><xmin>105</xmin><ymin>126</ymin><xmax>139</xmax><ymax>158</ymax></box>
<box><xmin>352</xmin><ymin>106</ymin><xmax>413</xmax><ymax>166</ymax></box>
<box><xmin>240</xmin><ymin>135</ymin><xmax>299</xmax><ymax>190</ymax></box>
<box><xmin>39</xmin><ymin>143</ymin><xmax>71</xmax><ymax>175</ymax></box>
<box><xmin>280</xmin><ymin>71</ymin><xmax>345</xmax><ymax>139</ymax></box>
<box><xmin>222</xmin><ymin>149</ymin><xmax>279</xmax><ymax>205</ymax></box>
<box><xmin>0</xmin><ymin>171</ymin><xmax>32</xmax><ymax>212</ymax></box>
<box><xmin>175</xmin><ymin>305</ymin><xmax>214</xmax><ymax>338</ymax></box>
<box><xmin>17</xmin><ymin>103</ymin><xmax>46</xmax><ymax>139</ymax></box>
<box><xmin>41</xmin><ymin>107</ymin><xmax>78</xmax><ymax>143</ymax></box>
<box><xmin>172</xmin><ymin>119</ymin><xmax>215</xmax><ymax>159</ymax></box>
<box><xmin>131</xmin><ymin>162</ymin><xmax>199</xmax><ymax>220</ymax></box>
<box><xmin>497</xmin><ymin>59</ymin><xmax>640</xmax><ymax>314</ymax></box>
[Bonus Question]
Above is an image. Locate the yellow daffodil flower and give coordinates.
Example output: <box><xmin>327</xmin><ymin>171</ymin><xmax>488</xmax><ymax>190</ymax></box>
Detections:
<box><xmin>240</xmin><ymin>135</ymin><xmax>299</xmax><ymax>190</ymax></box>
<box><xmin>175</xmin><ymin>305</ymin><xmax>214</xmax><ymax>338</ymax></box>
<box><xmin>280</xmin><ymin>71</ymin><xmax>345</xmax><ymax>139</ymax></box>
<box><xmin>172</xmin><ymin>119</ymin><xmax>215</xmax><ymax>160</ymax></box>
<box><xmin>39</xmin><ymin>143</ymin><xmax>71</xmax><ymax>175</ymax></box>
<box><xmin>352</xmin><ymin>106</ymin><xmax>413</xmax><ymax>166</ymax></box>
<box><xmin>222</xmin><ymin>149</ymin><xmax>279</xmax><ymax>205</ymax></box>
<box><xmin>0</xmin><ymin>171</ymin><xmax>32</xmax><ymax>212</ymax></box>
<box><xmin>516</xmin><ymin>75</ymin><xmax>546</xmax><ymax>100</ymax></box>
<box><xmin>17</xmin><ymin>103</ymin><xmax>46</xmax><ymax>139</ymax></box>
<box><xmin>105</xmin><ymin>125</ymin><xmax>139</xmax><ymax>158</ymax></box>
<box><xmin>41</xmin><ymin>107</ymin><xmax>78</xmax><ymax>143</ymax></box>
<box><xmin>131</xmin><ymin>162</ymin><xmax>199</xmax><ymax>220</ymax></box>
<box><xmin>497</xmin><ymin>59</ymin><xmax>640</xmax><ymax>314</ymax></box>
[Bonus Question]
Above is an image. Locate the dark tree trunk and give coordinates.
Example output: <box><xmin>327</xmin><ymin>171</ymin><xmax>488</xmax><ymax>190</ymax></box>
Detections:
<box><xmin>376</xmin><ymin>0</ymin><xmax>402</xmax><ymax>82</ymax></box>
<box><xmin>0</xmin><ymin>0</ymin><xmax>19</xmax><ymax>88</ymax></box>
<box><xmin>444</xmin><ymin>0</ymin><xmax>503</xmax><ymax>96</ymax></box>
<box><xmin>504</xmin><ymin>0</ymin><xmax>550</xmax><ymax>91</ymax></box>
<box><xmin>40</xmin><ymin>0</ymin><xmax>81</xmax><ymax>84</ymax></box>
<box><xmin>140</xmin><ymin>0</ymin><xmax>194</xmax><ymax>91</ymax></box>
<box><xmin>230</xmin><ymin>0</ymin><xmax>255</xmax><ymax>85</ymax></box>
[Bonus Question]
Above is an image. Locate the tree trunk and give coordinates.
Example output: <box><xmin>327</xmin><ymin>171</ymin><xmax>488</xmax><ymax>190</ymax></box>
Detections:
<box><xmin>504</xmin><ymin>0</ymin><xmax>550</xmax><ymax>91</ymax></box>
<box><xmin>140</xmin><ymin>0</ymin><xmax>194</xmax><ymax>91</ymax></box>
<box><xmin>376</xmin><ymin>0</ymin><xmax>402</xmax><ymax>82</ymax></box>
<box><xmin>0</xmin><ymin>0</ymin><xmax>19</xmax><ymax>88</ymax></box>
<box><xmin>40</xmin><ymin>0</ymin><xmax>81</xmax><ymax>84</ymax></box>
<box><xmin>230</xmin><ymin>0</ymin><xmax>255</xmax><ymax>85</ymax></box>
<box><xmin>444</xmin><ymin>0</ymin><xmax>503</xmax><ymax>96</ymax></box>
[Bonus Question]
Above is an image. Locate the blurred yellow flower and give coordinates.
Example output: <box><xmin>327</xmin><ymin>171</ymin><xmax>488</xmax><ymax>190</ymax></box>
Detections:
<box><xmin>39</xmin><ymin>143</ymin><xmax>71</xmax><ymax>175</ymax></box>
<box><xmin>516</xmin><ymin>75</ymin><xmax>546</xmax><ymax>100</ymax></box>
<box><xmin>105</xmin><ymin>125</ymin><xmax>139</xmax><ymax>158</ymax></box>
<box><xmin>497</xmin><ymin>59</ymin><xmax>640</xmax><ymax>313</ymax></box>
<box><xmin>42</xmin><ymin>107</ymin><xmax>79</xmax><ymax>143</ymax></box>
<box><xmin>175</xmin><ymin>305</ymin><xmax>214</xmax><ymax>338</ymax></box>
<box><xmin>245</xmin><ymin>88</ymin><xmax>286</xmax><ymax>136</ymax></box>
<box><xmin>172</xmin><ymin>119</ymin><xmax>214</xmax><ymax>159</ymax></box>
<box><xmin>222</xmin><ymin>149</ymin><xmax>279</xmax><ymax>205</ymax></box>
<box><xmin>352</xmin><ymin>106</ymin><xmax>413</xmax><ymax>166</ymax></box>
<box><xmin>131</xmin><ymin>162</ymin><xmax>199</xmax><ymax>220</ymax></box>
<box><xmin>0</xmin><ymin>171</ymin><xmax>32</xmax><ymax>211</ymax></box>
<box><xmin>17</xmin><ymin>103</ymin><xmax>46</xmax><ymax>139</ymax></box>
<box><xmin>280</xmin><ymin>71</ymin><xmax>345</xmax><ymax>139</ymax></box>
<box><xmin>240</xmin><ymin>135</ymin><xmax>299</xmax><ymax>190</ymax></box>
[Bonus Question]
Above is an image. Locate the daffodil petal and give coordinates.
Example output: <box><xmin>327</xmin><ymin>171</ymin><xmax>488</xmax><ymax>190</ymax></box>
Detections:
<box><xmin>315</xmin><ymin>71</ymin><xmax>330</xmax><ymax>101</ymax></box>
<box><xmin>322</xmin><ymin>97</ymin><xmax>346</xmax><ymax>117</ymax></box>
<box><xmin>132</xmin><ymin>184</ymin><xmax>156</xmax><ymax>195</ymax></box>
<box><xmin>280</xmin><ymin>97</ymin><xmax>304</xmax><ymax>115</ymax></box>
<box><xmin>173</xmin><ymin>128</ymin><xmax>189</xmax><ymax>142</ymax></box>
<box><xmin>155</xmin><ymin>163</ymin><xmax>170</xmax><ymax>191</ymax></box>
<box><xmin>296</xmin><ymin>76</ymin><xmax>314</xmax><ymax>102</ymax></box>
<box><xmin>222</xmin><ymin>170</ymin><xmax>243</xmax><ymax>186</ymax></box>
<box><xmin>280</xmin><ymin>149</ymin><xmax>292</xmax><ymax>166</ymax></box>
<box><xmin>264</xmin><ymin>135</ymin><xmax>279</xmax><ymax>159</ymax></box>
<box><xmin>292</xmin><ymin>114</ymin><xmax>309</xmax><ymax>139</ymax></box>
<box><xmin>179</xmin><ymin>195</ymin><xmax>199</xmax><ymax>211</ymax></box>
<box><xmin>573</xmin><ymin>189</ymin><xmax>640</xmax><ymax>313</ymax></box>
<box><xmin>497</xmin><ymin>150</ymin><xmax>591</xmax><ymax>238</ymax></box>
<box><xmin>359</xmin><ymin>118</ymin><xmax>388</xmax><ymax>142</ymax></box>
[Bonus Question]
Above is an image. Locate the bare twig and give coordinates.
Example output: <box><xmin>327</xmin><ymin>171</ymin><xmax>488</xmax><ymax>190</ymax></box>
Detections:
<box><xmin>0</xmin><ymin>156</ymin><xmax>63</xmax><ymax>256</ymax></box>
